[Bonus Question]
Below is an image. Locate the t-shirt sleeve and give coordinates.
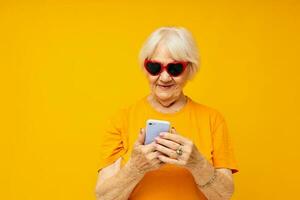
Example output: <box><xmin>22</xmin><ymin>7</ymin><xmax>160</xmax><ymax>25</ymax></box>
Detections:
<box><xmin>96</xmin><ymin>108</ymin><xmax>128</xmax><ymax>173</ymax></box>
<box><xmin>211</xmin><ymin>112</ymin><xmax>239</xmax><ymax>174</ymax></box>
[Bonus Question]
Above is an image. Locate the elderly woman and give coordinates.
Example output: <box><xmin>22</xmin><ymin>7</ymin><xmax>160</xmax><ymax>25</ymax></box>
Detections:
<box><xmin>95</xmin><ymin>26</ymin><xmax>238</xmax><ymax>200</ymax></box>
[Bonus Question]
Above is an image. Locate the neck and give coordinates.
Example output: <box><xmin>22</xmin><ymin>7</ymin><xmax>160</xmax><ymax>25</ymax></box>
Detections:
<box><xmin>148</xmin><ymin>92</ymin><xmax>187</xmax><ymax>113</ymax></box>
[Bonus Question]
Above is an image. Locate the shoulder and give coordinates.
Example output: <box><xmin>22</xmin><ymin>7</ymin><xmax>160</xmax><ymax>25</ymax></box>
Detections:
<box><xmin>109</xmin><ymin>96</ymin><xmax>147</xmax><ymax>119</ymax></box>
<box><xmin>188</xmin><ymin>97</ymin><xmax>224</xmax><ymax>117</ymax></box>
<box><xmin>187</xmin><ymin>97</ymin><xmax>226</xmax><ymax>127</ymax></box>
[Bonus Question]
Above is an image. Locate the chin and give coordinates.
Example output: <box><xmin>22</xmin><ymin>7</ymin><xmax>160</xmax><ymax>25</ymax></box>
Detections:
<box><xmin>154</xmin><ymin>91</ymin><xmax>174</xmax><ymax>101</ymax></box>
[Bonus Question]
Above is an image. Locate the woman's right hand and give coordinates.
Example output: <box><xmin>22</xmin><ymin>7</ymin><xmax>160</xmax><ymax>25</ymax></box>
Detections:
<box><xmin>127</xmin><ymin>128</ymin><xmax>164</xmax><ymax>175</ymax></box>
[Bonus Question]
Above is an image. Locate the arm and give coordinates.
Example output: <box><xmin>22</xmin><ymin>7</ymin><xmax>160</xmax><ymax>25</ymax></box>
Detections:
<box><xmin>95</xmin><ymin>128</ymin><xmax>164</xmax><ymax>200</ymax></box>
<box><xmin>95</xmin><ymin>158</ymin><xmax>144</xmax><ymax>200</ymax></box>
<box><xmin>188</xmin><ymin>155</ymin><xmax>234</xmax><ymax>200</ymax></box>
<box><xmin>155</xmin><ymin>129</ymin><xmax>235</xmax><ymax>200</ymax></box>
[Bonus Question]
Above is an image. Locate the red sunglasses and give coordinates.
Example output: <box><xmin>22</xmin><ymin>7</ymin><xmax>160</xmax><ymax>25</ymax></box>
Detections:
<box><xmin>144</xmin><ymin>59</ymin><xmax>189</xmax><ymax>77</ymax></box>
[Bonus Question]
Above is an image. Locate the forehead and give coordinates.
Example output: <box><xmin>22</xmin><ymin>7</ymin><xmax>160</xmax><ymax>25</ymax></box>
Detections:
<box><xmin>151</xmin><ymin>42</ymin><xmax>175</xmax><ymax>62</ymax></box>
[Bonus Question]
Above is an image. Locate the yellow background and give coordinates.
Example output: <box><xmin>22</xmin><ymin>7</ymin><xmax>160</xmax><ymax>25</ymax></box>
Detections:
<box><xmin>1</xmin><ymin>0</ymin><xmax>299</xmax><ymax>199</ymax></box>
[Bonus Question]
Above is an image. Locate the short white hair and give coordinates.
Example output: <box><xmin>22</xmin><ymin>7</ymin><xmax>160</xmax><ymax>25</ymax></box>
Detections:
<box><xmin>139</xmin><ymin>26</ymin><xmax>200</xmax><ymax>79</ymax></box>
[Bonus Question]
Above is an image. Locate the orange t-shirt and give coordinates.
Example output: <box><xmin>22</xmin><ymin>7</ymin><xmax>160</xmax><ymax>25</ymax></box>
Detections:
<box><xmin>97</xmin><ymin>96</ymin><xmax>239</xmax><ymax>200</ymax></box>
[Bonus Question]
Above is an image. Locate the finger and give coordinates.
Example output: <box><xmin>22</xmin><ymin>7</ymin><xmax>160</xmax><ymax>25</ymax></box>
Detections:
<box><xmin>158</xmin><ymin>154</ymin><xmax>178</xmax><ymax>165</ymax></box>
<box><xmin>155</xmin><ymin>143</ymin><xmax>178</xmax><ymax>159</ymax></box>
<box><xmin>153</xmin><ymin>158</ymin><xmax>164</xmax><ymax>166</ymax></box>
<box><xmin>143</xmin><ymin>141</ymin><xmax>156</xmax><ymax>153</ymax></box>
<box><xmin>136</xmin><ymin>128</ymin><xmax>146</xmax><ymax>145</ymax></box>
<box><xmin>147</xmin><ymin>151</ymin><xmax>161</xmax><ymax>160</ymax></box>
<box><xmin>171</xmin><ymin>127</ymin><xmax>178</xmax><ymax>134</ymax></box>
<box><xmin>155</xmin><ymin>137</ymin><xmax>180</xmax><ymax>151</ymax></box>
<box><xmin>159</xmin><ymin>132</ymin><xmax>187</xmax><ymax>145</ymax></box>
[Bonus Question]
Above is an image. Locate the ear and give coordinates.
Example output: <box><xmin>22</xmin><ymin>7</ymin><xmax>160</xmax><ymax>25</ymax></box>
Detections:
<box><xmin>187</xmin><ymin>63</ymin><xmax>195</xmax><ymax>81</ymax></box>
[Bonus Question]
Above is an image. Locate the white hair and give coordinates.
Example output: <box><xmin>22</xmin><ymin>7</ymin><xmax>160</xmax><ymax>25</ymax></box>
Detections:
<box><xmin>139</xmin><ymin>26</ymin><xmax>200</xmax><ymax>79</ymax></box>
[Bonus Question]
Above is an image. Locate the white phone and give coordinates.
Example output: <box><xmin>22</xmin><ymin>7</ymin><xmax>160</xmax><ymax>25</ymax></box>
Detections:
<box><xmin>144</xmin><ymin>119</ymin><xmax>171</xmax><ymax>145</ymax></box>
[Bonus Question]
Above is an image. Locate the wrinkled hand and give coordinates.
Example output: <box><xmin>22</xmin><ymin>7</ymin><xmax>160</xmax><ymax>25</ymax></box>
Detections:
<box><xmin>128</xmin><ymin>128</ymin><xmax>164</xmax><ymax>174</ymax></box>
<box><xmin>154</xmin><ymin>127</ymin><xmax>204</xmax><ymax>170</ymax></box>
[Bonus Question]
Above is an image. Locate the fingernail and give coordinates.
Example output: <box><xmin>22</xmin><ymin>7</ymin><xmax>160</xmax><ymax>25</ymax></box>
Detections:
<box><xmin>159</xmin><ymin>132</ymin><xmax>165</xmax><ymax>136</ymax></box>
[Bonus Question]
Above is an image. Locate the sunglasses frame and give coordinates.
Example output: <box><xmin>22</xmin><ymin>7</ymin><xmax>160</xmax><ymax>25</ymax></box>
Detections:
<box><xmin>144</xmin><ymin>59</ymin><xmax>189</xmax><ymax>77</ymax></box>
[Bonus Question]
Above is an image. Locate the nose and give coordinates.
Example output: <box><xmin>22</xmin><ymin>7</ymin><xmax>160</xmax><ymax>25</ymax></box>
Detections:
<box><xmin>159</xmin><ymin>70</ymin><xmax>172</xmax><ymax>82</ymax></box>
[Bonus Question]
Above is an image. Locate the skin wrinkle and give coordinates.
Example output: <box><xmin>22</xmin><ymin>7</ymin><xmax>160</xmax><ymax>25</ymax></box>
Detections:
<box><xmin>188</xmin><ymin>154</ymin><xmax>234</xmax><ymax>200</ymax></box>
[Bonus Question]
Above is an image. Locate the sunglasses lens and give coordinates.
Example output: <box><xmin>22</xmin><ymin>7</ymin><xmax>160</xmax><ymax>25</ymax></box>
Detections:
<box><xmin>146</xmin><ymin>62</ymin><xmax>161</xmax><ymax>75</ymax></box>
<box><xmin>167</xmin><ymin>63</ymin><xmax>184</xmax><ymax>76</ymax></box>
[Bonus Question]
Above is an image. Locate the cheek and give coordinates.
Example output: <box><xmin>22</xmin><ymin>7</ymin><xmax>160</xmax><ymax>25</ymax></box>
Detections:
<box><xmin>147</xmin><ymin>75</ymin><xmax>158</xmax><ymax>86</ymax></box>
<box><xmin>174</xmin><ymin>71</ymin><xmax>189</xmax><ymax>88</ymax></box>
<box><xmin>173</xmin><ymin>77</ymin><xmax>188</xmax><ymax>89</ymax></box>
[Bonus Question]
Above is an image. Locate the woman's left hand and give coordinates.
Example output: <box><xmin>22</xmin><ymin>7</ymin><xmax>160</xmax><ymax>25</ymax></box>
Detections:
<box><xmin>154</xmin><ymin>127</ymin><xmax>204</xmax><ymax>170</ymax></box>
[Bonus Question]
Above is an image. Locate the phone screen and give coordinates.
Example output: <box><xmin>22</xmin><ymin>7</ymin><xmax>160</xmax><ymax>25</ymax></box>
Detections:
<box><xmin>144</xmin><ymin>119</ymin><xmax>170</xmax><ymax>145</ymax></box>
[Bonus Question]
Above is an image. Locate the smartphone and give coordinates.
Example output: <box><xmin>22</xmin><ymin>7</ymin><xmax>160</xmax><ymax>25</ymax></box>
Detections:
<box><xmin>144</xmin><ymin>119</ymin><xmax>171</xmax><ymax>145</ymax></box>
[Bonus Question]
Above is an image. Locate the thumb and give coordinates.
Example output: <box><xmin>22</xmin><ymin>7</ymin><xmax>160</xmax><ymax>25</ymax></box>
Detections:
<box><xmin>136</xmin><ymin>128</ymin><xmax>146</xmax><ymax>145</ymax></box>
<box><xmin>171</xmin><ymin>127</ymin><xmax>178</xmax><ymax>134</ymax></box>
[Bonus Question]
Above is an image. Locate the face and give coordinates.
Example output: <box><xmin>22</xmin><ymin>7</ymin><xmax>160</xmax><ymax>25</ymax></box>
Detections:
<box><xmin>145</xmin><ymin>43</ymin><xmax>190</xmax><ymax>103</ymax></box>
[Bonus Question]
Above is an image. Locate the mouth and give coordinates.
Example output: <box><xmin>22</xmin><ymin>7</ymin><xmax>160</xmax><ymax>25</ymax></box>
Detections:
<box><xmin>157</xmin><ymin>84</ymin><xmax>174</xmax><ymax>89</ymax></box>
